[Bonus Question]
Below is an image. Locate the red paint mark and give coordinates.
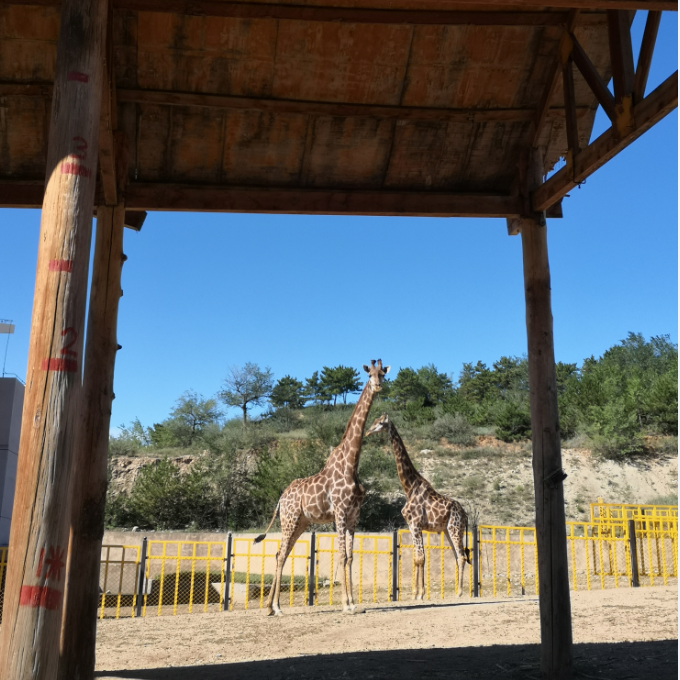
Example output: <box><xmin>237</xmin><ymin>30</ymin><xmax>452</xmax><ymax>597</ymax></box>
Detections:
<box><xmin>41</xmin><ymin>358</ymin><xmax>78</xmax><ymax>373</ymax></box>
<box><xmin>45</xmin><ymin>546</ymin><xmax>66</xmax><ymax>582</ymax></box>
<box><xmin>69</xmin><ymin>136</ymin><xmax>88</xmax><ymax>160</ymax></box>
<box><xmin>48</xmin><ymin>259</ymin><xmax>73</xmax><ymax>272</ymax></box>
<box><xmin>60</xmin><ymin>162</ymin><xmax>91</xmax><ymax>178</ymax></box>
<box><xmin>67</xmin><ymin>71</ymin><xmax>89</xmax><ymax>83</ymax></box>
<box><xmin>59</xmin><ymin>327</ymin><xmax>78</xmax><ymax>358</ymax></box>
<box><xmin>19</xmin><ymin>585</ymin><xmax>62</xmax><ymax>610</ymax></box>
<box><xmin>35</xmin><ymin>548</ymin><xmax>45</xmax><ymax>578</ymax></box>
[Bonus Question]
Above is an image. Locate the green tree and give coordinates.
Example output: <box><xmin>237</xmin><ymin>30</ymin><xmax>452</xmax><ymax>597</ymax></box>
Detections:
<box><xmin>127</xmin><ymin>459</ymin><xmax>215</xmax><ymax>530</ymax></box>
<box><xmin>270</xmin><ymin>375</ymin><xmax>306</xmax><ymax>409</ymax></box>
<box><xmin>319</xmin><ymin>365</ymin><xmax>362</xmax><ymax>405</ymax></box>
<box><xmin>219</xmin><ymin>363</ymin><xmax>274</xmax><ymax>425</ymax></box>
<box><xmin>108</xmin><ymin>417</ymin><xmax>151</xmax><ymax>456</ymax></box>
<box><xmin>303</xmin><ymin>371</ymin><xmax>332</xmax><ymax>406</ymax></box>
<box><xmin>149</xmin><ymin>391</ymin><xmax>222</xmax><ymax>448</ymax></box>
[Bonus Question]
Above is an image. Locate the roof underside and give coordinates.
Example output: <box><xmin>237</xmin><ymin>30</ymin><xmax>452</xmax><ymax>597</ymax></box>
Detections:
<box><xmin>0</xmin><ymin>2</ymin><xmax>621</xmax><ymax>212</ymax></box>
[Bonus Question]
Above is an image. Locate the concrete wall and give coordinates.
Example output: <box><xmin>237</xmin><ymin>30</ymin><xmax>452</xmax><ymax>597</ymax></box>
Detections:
<box><xmin>0</xmin><ymin>378</ymin><xmax>24</xmax><ymax>545</ymax></box>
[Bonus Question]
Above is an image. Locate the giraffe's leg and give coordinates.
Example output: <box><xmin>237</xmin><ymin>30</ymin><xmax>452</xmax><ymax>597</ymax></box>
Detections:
<box><xmin>265</xmin><ymin>517</ymin><xmax>309</xmax><ymax>616</ymax></box>
<box><xmin>345</xmin><ymin>527</ymin><xmax>356</xmax><ymax>608</ymax></box>
<box><xmin>411</xmin><ymin>526</ymin><xmax>425</xmax><ymax>601</ymax></box>
<box><xmin>334</xmin><ymin>519</ymin><xmax>355</xmax><ymax>614</ymax></box>
<box><xmin>444</xmin><ymin>516</ymin><xmax>468</xmax><ymax>597</ymax></box>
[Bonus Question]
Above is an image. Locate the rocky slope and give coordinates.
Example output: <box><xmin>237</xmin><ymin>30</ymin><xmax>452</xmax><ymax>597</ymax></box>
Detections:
<box><xmin>107</xmin><ymin>438</ymin><xmax>678</xmax><ymax>529</ymax></box>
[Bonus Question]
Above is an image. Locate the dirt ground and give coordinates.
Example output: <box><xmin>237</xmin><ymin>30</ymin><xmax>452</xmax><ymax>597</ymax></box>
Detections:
<box><xmin>95</xmin><ymin>586</ymin><xmax>677</xmax><ymax>680</ymax></box>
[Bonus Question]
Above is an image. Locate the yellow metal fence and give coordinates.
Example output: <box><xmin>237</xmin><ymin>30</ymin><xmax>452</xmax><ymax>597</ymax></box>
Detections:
<box><xmin>0</xmin><ymin>507</ymin><xmax>676</xmax><ymax>621</ymax></box>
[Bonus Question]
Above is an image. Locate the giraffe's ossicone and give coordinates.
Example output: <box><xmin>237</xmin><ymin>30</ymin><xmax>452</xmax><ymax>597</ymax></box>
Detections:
<box><xmin>254</xmin><ymin>359</ymin><xmax>390</xmax><ymax>616</ymax></box>
<box><xmin>366</xmin><ymin>414</ymin><xmax>471</xmax><ymax>599</ymax></box>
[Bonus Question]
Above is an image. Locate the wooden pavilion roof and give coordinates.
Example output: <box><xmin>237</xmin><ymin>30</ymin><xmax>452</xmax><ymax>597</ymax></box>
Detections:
<box><xmin>0</xmin><ymin>1</ymin><xmax>677</xmax><ymax>218</ymax></box>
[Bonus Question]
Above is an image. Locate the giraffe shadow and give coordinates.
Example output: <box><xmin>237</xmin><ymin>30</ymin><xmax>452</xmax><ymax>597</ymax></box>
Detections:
<box><xmin>96</xmin><ymin>639</ymin><xmax>676</xmax><ymax>680</ymax></box>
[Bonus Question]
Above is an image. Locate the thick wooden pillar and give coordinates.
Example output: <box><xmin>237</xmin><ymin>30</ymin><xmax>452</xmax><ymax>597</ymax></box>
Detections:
<box><xmin>0</xmin><ymin>1</ymin><xmax>107</xmax><ymax>678</ymax></box>
<box><xmin>521</xmin><ymin>216</ymin><xmax>573</xmax><ymax>680</ymax></box>
<box><xmin>510</xmin><ymin>147</ymin><xmax>573</xmax><ymax>679</ymax></box>
<box><xmin>57</xmin><ymin>204</ymin><xmax>125</xmax><ymax>680</ymax></box>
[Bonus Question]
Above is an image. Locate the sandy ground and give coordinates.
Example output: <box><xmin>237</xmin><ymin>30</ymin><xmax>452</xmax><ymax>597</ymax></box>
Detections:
<box><xmin>95</xmin><ymin>586</ymin><xmax>678</xmax><ymax>680</ymax></box>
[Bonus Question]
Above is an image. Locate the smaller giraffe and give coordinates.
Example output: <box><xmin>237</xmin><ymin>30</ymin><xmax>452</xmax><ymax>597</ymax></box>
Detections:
<box><xmin>366</xmin><ymin>414</ymin><xmax>471</xmax><ymax>599</ymax></box>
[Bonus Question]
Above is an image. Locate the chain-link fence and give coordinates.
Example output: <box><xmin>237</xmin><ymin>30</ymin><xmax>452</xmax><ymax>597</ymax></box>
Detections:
<box><xmin>0</xmin><ymin>507</ymin><xmax>677</xmax><ymax>621</ymax></box>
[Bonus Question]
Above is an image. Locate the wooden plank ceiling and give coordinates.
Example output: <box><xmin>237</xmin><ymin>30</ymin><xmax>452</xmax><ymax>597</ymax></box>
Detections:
<box><xmin>0</xmin><ymin>2</ymin><xmax>631</xmax><ymax>214</ymax></box>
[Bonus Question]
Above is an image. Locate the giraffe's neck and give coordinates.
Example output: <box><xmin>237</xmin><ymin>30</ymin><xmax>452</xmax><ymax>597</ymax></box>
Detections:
<box><xmin>326</xmin><ymin>381</ymin><xmax>375</xmax><ymax>476</ymax></box>
<box><xmin>387</xmin><ymin>423</ymin><xmax>422</xmax><ymax>496</ymax></box>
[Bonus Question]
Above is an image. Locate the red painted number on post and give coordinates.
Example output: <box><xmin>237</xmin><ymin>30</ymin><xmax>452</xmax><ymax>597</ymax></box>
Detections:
<box><xmin>34</xmin><ymin>545</ymin><xmax>66</xmax><ymax>582</ymax></box>
<box><xmin>60</xmin><ymin>327</ymin><xmax>78</xmax><ymax>358</ymax></box>
<box><xmin>67</xmin><ymin>71</ymin><xmax>89</xmax><ymax>83</ymax></box>
<box><xmin>69</xmin><ymin>136</ymin><xmax>88</xmax><ymax>160</ymax></box>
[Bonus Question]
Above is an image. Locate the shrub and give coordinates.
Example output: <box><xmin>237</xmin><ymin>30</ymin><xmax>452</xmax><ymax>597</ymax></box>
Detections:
<box><xmin>494</xmin><ymin>401</ymin><xmax>532</xmax><ymax>442</ymax></box>
<box><xmin>428</xmin><ymin>413</ymin><xmax>476</xmax><ymax>446</ymax></box>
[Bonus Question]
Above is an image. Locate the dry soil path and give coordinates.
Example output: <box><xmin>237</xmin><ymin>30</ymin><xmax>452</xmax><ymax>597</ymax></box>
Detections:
<box><xmin>95</xmin><ymin>585</ymin><xmax>678</xmax><ymax>680</ymax></box>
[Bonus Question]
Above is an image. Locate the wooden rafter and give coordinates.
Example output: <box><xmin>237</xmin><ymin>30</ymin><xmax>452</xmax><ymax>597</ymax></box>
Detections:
<box><xmin>607</xmin><ymin>9</ymin><xmax>636</xmax><ymax>102</ymax></box>
<box><xmin>532</xmin><ymin>70</ymin><xmax>678</xmax><ymax>211</ymax></box>
<box><xmin>633</xmin><ymin>10</ymin><xmax>662</xmax><ymax>101</ymax></box>
<box><xmin>5</xmin><ymin>0</ymin><xmax>676</xmax><ymax>16</ymax></box>
<box><xmin>531</xmin><ymin>10</ymin><xmax>581</xmax><ymax>147</ymax></box>
<box><xmin>570</xmin><ymin>32</ymin><xmax>617</xmax><ymax>121</ymax></box>
<box><xmin>562</xmin><ymin>55</ymin><xmax>581</xmax><ymax>156</ymax></box>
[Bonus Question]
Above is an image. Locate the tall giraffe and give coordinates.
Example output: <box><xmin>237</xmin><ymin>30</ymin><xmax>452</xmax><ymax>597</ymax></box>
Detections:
<box><xmin>255</xmin><ymin>359</ymin><xmax>390</xmax><ymax>616</ymax></box>
<box><xmin>366</xmin><ymin>414</ymin><xmax>471</xmax><ymax>599</ymax></box>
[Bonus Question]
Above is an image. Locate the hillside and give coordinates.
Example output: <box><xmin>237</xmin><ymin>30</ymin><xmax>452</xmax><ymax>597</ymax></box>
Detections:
<box><xmin>107</xmin><ymin>435</ymin><xmax>678</xmax><ymax>530</ymax></box>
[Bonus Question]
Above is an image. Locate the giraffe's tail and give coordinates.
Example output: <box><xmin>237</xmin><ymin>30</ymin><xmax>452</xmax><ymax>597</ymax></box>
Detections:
<box><xmin>253</xmin><ymin>500</ymin><xmax>281</xmax><ymax>544</ymax></box>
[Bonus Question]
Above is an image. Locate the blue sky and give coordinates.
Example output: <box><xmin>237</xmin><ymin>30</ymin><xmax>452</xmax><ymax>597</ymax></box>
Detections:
<box><xmin>1</xmin><ymin>12</ymin><xmax>677</xmax><ymax>431</ymax></box>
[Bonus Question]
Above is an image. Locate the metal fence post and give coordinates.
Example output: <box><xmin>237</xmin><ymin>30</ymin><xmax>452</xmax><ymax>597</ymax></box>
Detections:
<box><xmin>222</xmin><ymin>532</ymin><xmax>233</xmax><ymax>611</ymax></box>
<box><xmin>628</xmin><ymin>520</ymin><xmax>640</xmax><ymax>587</ymax></box>
<box><xmin>307</xmin><ymin>532</ymin><xmax>316</xmax><ymax>606</ymax></box>
<box><xmin>135</xmin><ymin>537</ymin><xmax>148</xmax><ymax>618</ymax></box>
<box><xmin>472</xmin><ymin>526</ymin><xmax>480</xmax><ymax>598</ymax></box>
<box><xmin>391</xmin><ymin>529</ymin><xmax>399</xmax><ymax>602</ymax></box>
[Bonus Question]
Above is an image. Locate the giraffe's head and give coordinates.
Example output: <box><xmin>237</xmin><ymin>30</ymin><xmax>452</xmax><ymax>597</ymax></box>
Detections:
<box><xmin>366</xmin><ymin>414</ymin><xmax>390</xmax><ymax>437</ymax></box>
<box><xmin>363</xmin><ymin>359</ymin><xmax>390</xmax><ymax>393</ymax></box>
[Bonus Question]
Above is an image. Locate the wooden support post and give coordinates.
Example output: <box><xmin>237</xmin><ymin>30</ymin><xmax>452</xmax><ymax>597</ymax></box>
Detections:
<box><xmin>0</xmin><ymin>1</ymin><xmax>107</xmax><ymax>678</ymax></box>
<box><xmin>57</xmin><ymin>202</ymin><xmax>125</xmax><ymax>680</ymax></box>
<box><xmin>519</xmin><ymin>150</ymin><xmax>573</xmax><ymax>680</ymax></box>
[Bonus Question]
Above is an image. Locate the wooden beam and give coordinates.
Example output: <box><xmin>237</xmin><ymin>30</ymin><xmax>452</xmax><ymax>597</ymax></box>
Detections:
<box><xmin>532</xmin><ymin>70</ymin><xmax>678</xmax><ymax>210</ymax></box>
<box><xmin>0</xmin><ymin>180</ymin><xmax>525</xmax><ymax>216</ymax></box>
<box><xmin>520</xmin><ymin>150</ymin><xmax>573</xmax><ymax>680</ymax></box>
<box><xmin>608</xmin><ymin>9</ymin><xmax>636</xmax><ymax>102</ymax></box>
<box><xmin>570</xmin><ymin>32</ymin><xmax>617</xmax><ymax>121</ymax></box>
<box><xmin>58</xmin><ymin>202</ymin><xmax>125</xmax><ymax>680</ymax></box>
<box><xmin>531</xmin><ymin>10</ymin><xmax>581</xmax><ymax>147</ymax></box>
<box><xmin>123</xmin><ymin>184</ymin><xmax>524</xmax><ymax>217</ymax></box>
<box><xmin>633</xmin><ymin>10</ymin><xmax>662</xmax><ymax>102</ymax></box>
<box><xmin>10</xmin><ymin>0</ymin><xmax>675</xmax><ymax>15</ymax></box>
<box><xmin>0</xmin><ymin>82</ymin><xmax>593</xmax><ymax>124</ymax></box>
<box><xmin>0</xmin><ymin>0</ymin><xmax>108</xmax><ymax>677</ymax></box>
